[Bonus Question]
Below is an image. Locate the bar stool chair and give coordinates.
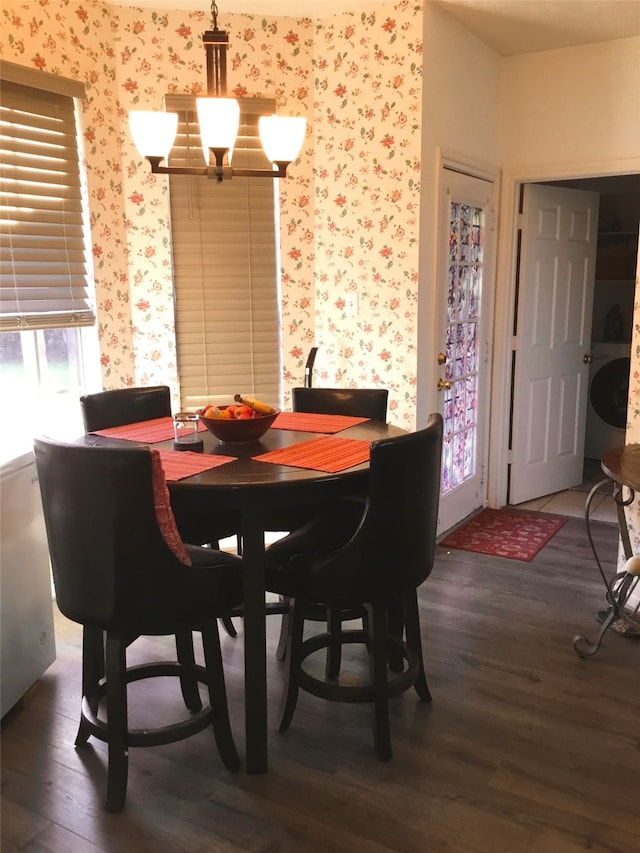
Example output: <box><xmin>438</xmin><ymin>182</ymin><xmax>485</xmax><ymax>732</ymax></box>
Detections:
<box><xmin>267</xmin><ymin>386</ymin><xmax>389</xmax><ymax>668</ymax></box>
<box><xmin>34</xmin><ymin>437</ymin><xmax>244</xmax><ymax>812</ymax></box>
<box><xmin>265</xmin><ymin>414</ymin><xmax>443</xmax><ymax>759</ymax></box>
<box><xmin>80</xmin><ymin>386</ymin><xmax>240</xmax><ymax>636</ymax></box>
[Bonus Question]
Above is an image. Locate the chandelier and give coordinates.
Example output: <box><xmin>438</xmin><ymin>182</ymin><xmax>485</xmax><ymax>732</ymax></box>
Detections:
<box><xmin>128</xmin><ymin>2</ymin><xmax>306</xmax><ymax>182</ymax></box>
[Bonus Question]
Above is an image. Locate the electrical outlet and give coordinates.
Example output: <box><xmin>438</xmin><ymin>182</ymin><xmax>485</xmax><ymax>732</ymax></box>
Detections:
<box><xmin>344</xmin><ymin>292</ymin><xmax>358</xmax><ymax>317</ymax></box>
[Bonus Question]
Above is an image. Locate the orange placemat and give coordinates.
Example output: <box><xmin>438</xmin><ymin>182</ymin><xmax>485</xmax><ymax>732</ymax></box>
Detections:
<box><xmin>253</xmin><ymin>436</ymin><xmax>370</xmax><ymax>473</ymax></box>
<box><xmin>271</xmin><ymin>411</ymin><xmax>368</xmax><ymax>433</ymax></box>
<box><xmin>91</xmin><ymin>416</ymin><xmax>207</xmax><ymax>444</ymax></box>
<box><xmin>157</xmin><ymin>450</ymin><xmax>236</xmax><ymax>481</ymax></box>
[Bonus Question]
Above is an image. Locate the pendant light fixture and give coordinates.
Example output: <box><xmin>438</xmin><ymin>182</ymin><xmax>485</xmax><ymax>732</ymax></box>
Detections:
<box><xmin>128</xmin><ymin>1</ymin><xmax>306</xmax><ymax>182</ymax></box>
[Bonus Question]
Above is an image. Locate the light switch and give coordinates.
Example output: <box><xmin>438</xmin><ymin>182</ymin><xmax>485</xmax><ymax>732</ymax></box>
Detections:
<box><xmin>344</xmin><ymin>292</ymin><xmax>358</xmax><ymax>317</ymax></box>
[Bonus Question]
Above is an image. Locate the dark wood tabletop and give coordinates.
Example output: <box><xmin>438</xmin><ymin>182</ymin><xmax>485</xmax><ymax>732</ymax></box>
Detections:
<box><xmin>167</xmin><ymin>419</ymin><xmax>402</xmax><ymax>498</ymax></box>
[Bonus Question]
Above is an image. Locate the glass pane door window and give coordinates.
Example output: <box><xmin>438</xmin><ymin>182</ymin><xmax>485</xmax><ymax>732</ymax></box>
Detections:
<box><xmin>441</xmin><ymin>202</ymin><xmax>483</xmax><ymax>495</ymax></box>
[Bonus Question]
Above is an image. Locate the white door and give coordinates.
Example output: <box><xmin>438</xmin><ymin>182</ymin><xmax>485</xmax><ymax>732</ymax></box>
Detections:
<box><xmin>436</xmin><ymin>169</ymin><xmax>495</xmax><ymax>534</ymax></box>
<box><xmin>509</xmin><ymin>184</ymin><xmax>599</xmax><ymax>505</ymax></box>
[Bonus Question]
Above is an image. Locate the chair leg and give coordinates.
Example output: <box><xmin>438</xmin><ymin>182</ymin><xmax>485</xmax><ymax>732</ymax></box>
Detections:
<box><xmin>201</xmin><ymin>624</ymin><xmax>241</xmax><ymax>772</ymax></box>
<box><xmin>104</xmin><ymin>634</ymin><xmax>129</xmax><ymax>813</ymax></box>
<box><xmin>199</xmin><ymin>541</ymin><xmax>240</xmax><ymax>640</ymax></box>
<box><xmin>175</xmin><ymin>630</ymin><xmax>203</xmax><ymax>712</ymax></box>
<box><xmin>219</xmin><ymin>615</ymin><xmax>238</xmax><ymax>638</ymax></box>
<box><xmin>368</xmin><ymin>603</ymin><xmax>392</xmax><ymax>761</ymax></box>
<box><xmin>386</xmin><ymin>595</ymin><xmax>405</xmax><ymax>673</ymax></box>
<box><xmin>325</xmin><ymin>607</ymin><xmax>342</xmax><ymax>679</ymax></box>
<box><xmin>277</xmin><ymin>598</ymin><xmax>304</xmax><ymax>732</ymax></box>
<box><xmin>76</xmin><ymin>626</ymin><xmax>104</xmax><ymax>747</ymax></box>
<box><xmin>275</xmin><ymin>597</ymin><xmax>291</xmax><ymax>661</ymax></box>
<box><xmin>404</xmin><ymin>589</ymin><xmax>431</xmax><ymax>702</ymax></box>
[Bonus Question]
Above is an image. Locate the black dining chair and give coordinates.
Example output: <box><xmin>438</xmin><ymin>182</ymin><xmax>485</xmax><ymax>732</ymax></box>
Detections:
<box><xmin>80</xmin><ymin>385</ymin><xmax>173</xmax><ymax>431</ymax></box>
<box><xmin>80</xmin><ymin>386</ymin><xmax>241</xmax><ymax>636</ymax></box>
<box><xmin>33</xmin><ymin>437</ymin><xmax>244</xmax><ymax>812</ymax></box>
<box><xmin>265</xmin><ymin>386</ymin><xmax>389</xmax><ymax>667</ymax></box>
<box><xmin>264</xmin><ymin>413</ymin><xmax>443</xmax><ymax>760</ymax></box>
<box><xmin>291</xmin><ymin>386</ymin><xmax>388</xmax><ymax>421</ymax></box>
<box><xmin>80</xmin><ymin>385</ymin><xmax>239</xmax><ymax>543</ymax></box>
<box><xmin>265</xmin><ymin>386</ymin><xmax>388</xmax><ymax>540</ymax></box>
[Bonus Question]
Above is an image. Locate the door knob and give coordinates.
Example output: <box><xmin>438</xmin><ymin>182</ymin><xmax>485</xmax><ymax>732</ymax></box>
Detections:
<box><xmin>437</xmin><ymin>352</ymin><xmax>447</xmax><ymax>365</ymax></box>
<box><xmin>583</xmin><ymin>354</ymin><xmax>592</xmax><ymax>364</ymax></box>
<box><xmin>437</xmin><ymin>378</ymin><xmax>452</xmax><ymax>391</ymax></box>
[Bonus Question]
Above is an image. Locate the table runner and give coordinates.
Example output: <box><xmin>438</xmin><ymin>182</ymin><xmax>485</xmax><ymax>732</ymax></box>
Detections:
<box><xmin>157</xmin><ymin>450</ymin><xmax>236</xmax><ymax>481</ymax></box>
<box><xmin>271</xmin><ymin>411</ymin><xmax>368</xmax><ymax>433</ymax></box>
<box><xmin>253</xmin><ymin>436</ymin><xmax>370</xmax><ymax>473</ymax></box>
<box><xmin>91</xmin><ymin>416</ymin><xmax>207</xmax><ymax>444</ymax></box>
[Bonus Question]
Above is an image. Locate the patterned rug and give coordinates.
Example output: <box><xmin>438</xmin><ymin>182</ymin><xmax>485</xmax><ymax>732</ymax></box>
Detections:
<box><xmin>439</xmin><ymin>508</ymin><xmax>567</xmax><ymax>562</ymax></box>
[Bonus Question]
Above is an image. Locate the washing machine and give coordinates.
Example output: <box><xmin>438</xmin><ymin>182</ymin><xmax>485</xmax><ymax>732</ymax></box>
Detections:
<box><xmin>584</xmin><ymin>341</ymin><xmax>631</xmax><ymax>460</ymax></box>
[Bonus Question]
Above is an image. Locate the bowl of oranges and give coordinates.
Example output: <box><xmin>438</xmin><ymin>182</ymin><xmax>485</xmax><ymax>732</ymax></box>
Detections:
<box><xmin>198</xmin><ymin>395</ymin><xmax>279</xmax><ymax>443</ymax></box>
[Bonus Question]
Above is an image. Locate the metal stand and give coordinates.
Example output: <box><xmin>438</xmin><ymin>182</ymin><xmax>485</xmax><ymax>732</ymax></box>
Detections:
<box><xmin>573</xmin><ymin>467</ymin><xmax>640</xmax><ymax>658</ymax></box>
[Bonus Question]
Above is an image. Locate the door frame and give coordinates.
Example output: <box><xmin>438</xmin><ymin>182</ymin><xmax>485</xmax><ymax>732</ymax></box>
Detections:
<box><xmin>487</xmin><ymin>161</ymin><xmax>639</xmax><ymax>511</ymax></box>
<box><xmin>434</xmin><ymin>159</ymin><xmax>499</xmax><ymax>533</ymax></box>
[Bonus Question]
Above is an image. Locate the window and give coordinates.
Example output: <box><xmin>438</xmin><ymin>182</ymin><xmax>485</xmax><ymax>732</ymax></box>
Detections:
<box><xmin>0</xmin><ymin>62</ymin><xmax>99</xmax><ymax>451</ymax></box>
<box><xmin>167</xmin><ymin>96</ymin><xmax>281</xmax><ymax>410</ymax></box>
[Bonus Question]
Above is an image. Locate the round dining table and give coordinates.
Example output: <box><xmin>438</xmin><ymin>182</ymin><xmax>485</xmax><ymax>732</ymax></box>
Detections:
<box><xmin>84</xmin><ymin>417</ymin><xmax>404</xmax><ymax>773</ymax></box>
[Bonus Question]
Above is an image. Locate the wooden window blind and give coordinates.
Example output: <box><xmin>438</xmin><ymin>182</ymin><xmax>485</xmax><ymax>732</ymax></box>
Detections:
<box><xmin>166</xmin><ymin>96</ymin><xmax>281</xmax><ymax>411</ymax></box>
<box><xmin>0</xmin><ymin>63</ymin><xmax>94</xmax><ymax>331</ymax></box>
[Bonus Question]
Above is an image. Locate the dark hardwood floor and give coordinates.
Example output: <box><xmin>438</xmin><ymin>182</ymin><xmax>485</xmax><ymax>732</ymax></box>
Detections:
<box><xmin>2</xmin><ymin>517</ymin><xmax>639</xmax><ymax>852</ymax></box>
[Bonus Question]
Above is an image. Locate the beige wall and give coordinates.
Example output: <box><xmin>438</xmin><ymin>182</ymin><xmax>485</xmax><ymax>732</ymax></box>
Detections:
<box><xmin>500</xmin><ymin>37</ymin><xmax>640</xmax><ymax>173</ymax></box>
<box><xmin>488</xmin><ymin>35</ymin><xmax>640</xmax><ymax>509</ymax></box>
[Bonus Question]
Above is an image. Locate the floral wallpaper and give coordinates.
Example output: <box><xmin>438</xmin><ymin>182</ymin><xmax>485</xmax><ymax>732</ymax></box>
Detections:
<box><xmin>309</xmin><ymin>5</ymin><xmax>423</xmax><ymax>427</ymax></box>
<box><xmin>0</xmin><ymin>0</ymin><xmax>423</xmax><ymax>427</ymax></box>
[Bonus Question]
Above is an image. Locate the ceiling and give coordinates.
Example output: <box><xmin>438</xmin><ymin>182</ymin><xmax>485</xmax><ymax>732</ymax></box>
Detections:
<box><xmin>112</xmin><ymin>1</ymin><xmax>640</xmax><ymax>56</ymax></box>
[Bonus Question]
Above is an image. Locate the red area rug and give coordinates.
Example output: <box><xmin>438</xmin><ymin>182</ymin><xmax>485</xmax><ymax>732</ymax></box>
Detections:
<box><xmin>439</xmin><ymin>508</ymin><xmax>567</xmax><ymax>562</ymax></box>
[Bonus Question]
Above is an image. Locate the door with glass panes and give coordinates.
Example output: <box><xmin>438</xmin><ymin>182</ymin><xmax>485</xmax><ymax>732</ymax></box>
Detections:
<box><xmin>436</xmin><ymin>169</ymin><xmax>495</xmax><ymax>534</ymax></box>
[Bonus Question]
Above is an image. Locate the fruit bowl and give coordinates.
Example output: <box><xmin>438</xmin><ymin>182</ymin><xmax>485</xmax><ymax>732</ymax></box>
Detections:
<box><xmin>199</xmin><ymin>405</ymin><xmax>280</xmax><ymax>443</ymax></box>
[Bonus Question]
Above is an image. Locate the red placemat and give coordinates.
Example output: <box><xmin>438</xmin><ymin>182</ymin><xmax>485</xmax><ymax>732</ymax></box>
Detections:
<box><xmin>253</xmin><ymin>436</ymin><xmax>370</xmax><ymax>473</ymax></box>
<box><xmin>157</xmin><ymin>450</ymin><xmax>236</xmax><ymax>481</ymax></box>
<box><xmin>271</xmin><ymin>411</ymin><xmax>368</xmax><ymax>433</ymax></box>
<box><xmin>91</xmin><ymin>416</ymin><xmax>207</xmax><ymax>444</ymax></box>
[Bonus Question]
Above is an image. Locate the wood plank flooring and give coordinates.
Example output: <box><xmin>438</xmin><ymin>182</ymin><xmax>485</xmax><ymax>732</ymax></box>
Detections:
<box><xmin>2</xmin><ymin>517</ymin><xmax>639</xmax><ymax>852</ymax></box>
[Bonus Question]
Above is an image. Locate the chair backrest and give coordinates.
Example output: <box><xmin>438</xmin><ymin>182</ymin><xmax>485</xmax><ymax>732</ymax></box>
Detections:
<box><xmin>80</xmin><ymin>386</ymin><xmax>172</xmax><ymax>432</ymax></box>
<box><xmin>33</xmin><ymin>438</ymin><xmax>228</xmax><ymax>633</ymax></box>
<box><xmin>364</xmin><ymin>413</ymin><xmax>443</xmax><ymax>590</ymax></box>
<box><xmin>288</xmin><ymin>414</ymin><xmax>443</xmax><ymax>599</ymax></box>
<box><xmin>291</xmin><ymin>387</ymin><xmax>388</xmax><ymax>421</ymax></box>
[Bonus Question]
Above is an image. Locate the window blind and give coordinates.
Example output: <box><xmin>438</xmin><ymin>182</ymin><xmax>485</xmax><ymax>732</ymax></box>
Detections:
<box><xmin>0</xmin><ymin>67</ymin><xmax>94</xmax><ymax>331</ymax></box>
<box><xmin>166</xmin><ymin>96</ymin><xmax>281</xmax><ymax>411</ymax></box>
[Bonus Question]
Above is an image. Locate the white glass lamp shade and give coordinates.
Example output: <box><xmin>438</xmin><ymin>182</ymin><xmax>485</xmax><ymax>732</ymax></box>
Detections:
<box><xmin>129</xmin><ymin>111</ymin><xmax>178</xmax><ymax>159</ymax></box>
<box><xmin>196</xmin><ymin>98</ymin><xmax>240</xmax><ymax>164</ymax></box>
<box><xmin>259</xmin><ymin>115</ymin><xmax>307</xmax><ymax>164</ymax></box>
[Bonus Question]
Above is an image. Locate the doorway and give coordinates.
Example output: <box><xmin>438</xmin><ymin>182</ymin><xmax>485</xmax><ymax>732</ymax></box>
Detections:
<box><xmin>508</xmin><ymin>174</ymin><xmax>639</xmax><ymax>510</ymax></box>
<box><xmin>435</xmin><ymin>168</ymin><xmax>496</xmax><ymax>534</ymax></box>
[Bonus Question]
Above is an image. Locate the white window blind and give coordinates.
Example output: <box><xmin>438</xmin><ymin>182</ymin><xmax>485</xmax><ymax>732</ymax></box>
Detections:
<box><xmin>166</xmin><ymin>95</ymin><xmax>281</xmax><ymax>411</ymax></box>
<box><xmin>0</xmin><ymin>63</ymin><xmax>94</xmax><ymax>332</ymax></box>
